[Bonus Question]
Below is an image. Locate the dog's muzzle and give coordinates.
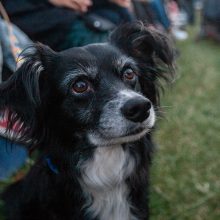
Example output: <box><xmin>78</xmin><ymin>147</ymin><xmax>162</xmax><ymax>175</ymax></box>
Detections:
<box><xmin>87</xmin><ymin>90</ymin><xmax>155</xmax><ymax>146</ymax></box>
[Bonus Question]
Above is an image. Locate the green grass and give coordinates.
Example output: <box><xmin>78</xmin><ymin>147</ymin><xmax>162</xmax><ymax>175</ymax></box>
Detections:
<box><xmin>1</xmin><ymin>26</ymin><xmax>220</xmax><ymax>220</ymax></box>
<box><xmin>150</xmin><ymin>27</ymin><xmax>220</xmax><ymax>219</ymax></box>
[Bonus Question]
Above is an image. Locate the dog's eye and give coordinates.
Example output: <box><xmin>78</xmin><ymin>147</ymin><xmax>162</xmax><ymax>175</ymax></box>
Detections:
<box><xmin>72</xmin><ymin>80</ymin><xmax>89</xmax><ymax>93</ymax></box>
<box><xmin>123</xmin><ymin>69</ymin><xmax>136</xmax><ymax>81</ymax></box>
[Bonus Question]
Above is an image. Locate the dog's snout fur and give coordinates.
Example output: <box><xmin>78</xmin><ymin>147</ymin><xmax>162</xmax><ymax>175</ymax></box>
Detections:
<box><xmin>92</xmin><ymin>89</ymin><xmax>156</xmax><ymax>145</ymax></box>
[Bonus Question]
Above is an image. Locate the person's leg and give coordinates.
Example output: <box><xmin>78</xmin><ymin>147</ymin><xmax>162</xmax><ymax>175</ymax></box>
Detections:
<box><xmin>187</xmin><ymin>0</ymin><xmax>195</xmax><ymax>24</ymax></box>
<box><xmin>0</xmin><ymin>137</ymin><xmax>27</xmax><ymax>181</ymax></box>
<box><xmin>179</xmin><ymin>0</ymin><xmax>195</xmax><ymax>25</ymax></box>
<box><xmin>149</xmin><ymin>0</ymin><xmax>171</xmax><ymax>30</ymax></box>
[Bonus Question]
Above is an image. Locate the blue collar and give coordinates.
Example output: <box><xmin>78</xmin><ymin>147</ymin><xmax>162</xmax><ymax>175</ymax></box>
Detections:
<box><xmin>45</xmin><ymin>157</ymin><xmax>59</xmax><ymax>174</ymax></box>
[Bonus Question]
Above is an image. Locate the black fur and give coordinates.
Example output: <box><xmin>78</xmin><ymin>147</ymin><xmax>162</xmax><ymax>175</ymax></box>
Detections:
<box><xmin>0</xmin><ymin>23</ymin><xmax>174</xmax><ymax>220</ymax></box>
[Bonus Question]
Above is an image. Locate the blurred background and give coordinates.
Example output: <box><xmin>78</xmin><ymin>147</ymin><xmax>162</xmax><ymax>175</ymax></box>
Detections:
<box><xmin>0</xmin><ymin>0</ymin><xmax>220</xmax><ymax>219</ymax></box>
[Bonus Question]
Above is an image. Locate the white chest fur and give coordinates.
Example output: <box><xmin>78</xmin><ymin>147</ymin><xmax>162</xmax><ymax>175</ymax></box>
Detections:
<box><xmin>80</xmin><ymin>145</ymin><xmax>138</xmax><ymax>220</ymax></box>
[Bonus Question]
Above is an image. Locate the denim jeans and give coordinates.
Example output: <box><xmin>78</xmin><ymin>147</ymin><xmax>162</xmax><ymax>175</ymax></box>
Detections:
<box><xmin>149</xmin><ymin>0</ymin><xmax>171</xmax><ymax>30</ymax></box>
<box><xmin>0</xmin><ymin>137</ymin><xmax>27</xmax><ymax>181</ymax></box>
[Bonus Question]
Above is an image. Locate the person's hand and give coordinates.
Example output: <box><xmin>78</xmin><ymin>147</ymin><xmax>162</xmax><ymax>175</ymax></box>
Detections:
<box><xmin>49</xmin><ymin>0</ymin><xmax>92</xmax><ymax>13</ymax></box>
<box><xmin>110</xmin><ymin>0</ymin><xmax>131</xmax><ymax>8</ymax></box>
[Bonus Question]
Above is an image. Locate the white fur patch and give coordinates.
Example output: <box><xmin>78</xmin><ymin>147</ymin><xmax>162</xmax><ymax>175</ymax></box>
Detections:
<box><xmin>80</xmin><ymin>145</ymin><xmax>138</xmax><ymax>220</ymax></box>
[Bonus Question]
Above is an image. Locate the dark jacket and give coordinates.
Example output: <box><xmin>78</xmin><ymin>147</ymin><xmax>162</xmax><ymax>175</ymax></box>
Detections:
<box><xmin>1</xmin><ymin>0</ymin><xmax>108</xmax><ymax>49</ymax></box>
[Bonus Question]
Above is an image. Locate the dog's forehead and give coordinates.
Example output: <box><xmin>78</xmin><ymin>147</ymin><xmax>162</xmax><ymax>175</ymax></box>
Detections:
<box><xmin>58</xmin><ymin>43</ymin><xmax>134</xmax><ymax>71</ymax></box>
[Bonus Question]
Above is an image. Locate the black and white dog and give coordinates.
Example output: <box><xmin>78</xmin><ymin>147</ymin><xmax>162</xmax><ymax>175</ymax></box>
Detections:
<box><xmin>0</xmin><ymin>23</ymin><xmax>174</xmax><ymax>220</ymax></box>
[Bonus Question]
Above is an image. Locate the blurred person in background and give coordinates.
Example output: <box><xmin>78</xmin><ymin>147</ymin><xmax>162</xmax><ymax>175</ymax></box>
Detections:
<box><xmin>175</xmin><ymin>0</ymin><xmax>195</xmax><ymax>25</ymax></box>
<box><xmin>133</xmin><ymin>0</ymin><xmax>171</xmax><ymax>32</ymax></box>
<box><xmin>148</xmin><ymin>0</ymin><xmax>171</xmax><ymax>31</ymax></box>
<box><xmin>132</xmin><ymin>0</ymin><xmax>188</xmax><ymax>40</ymax></box>
<box><xmin>167</xmin><ymin>0</ymin><xmax>189</xmax><ymax>40</ymax></box>
<box><xmin>199</xmin><ymin>0</ymin><xmax>220</xmax><ymax>42</ymax></box>
<box><xmin>1</xmin><ymin>0</ymin><xmax>134</xmax><ymax>51</ymax></box>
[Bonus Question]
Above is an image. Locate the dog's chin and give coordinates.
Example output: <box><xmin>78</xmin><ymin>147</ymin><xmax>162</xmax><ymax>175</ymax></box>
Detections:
<box><xmin>88</xmin><ymin>127</ymin><xmax>150</xmax><ymax>147</ymax></box>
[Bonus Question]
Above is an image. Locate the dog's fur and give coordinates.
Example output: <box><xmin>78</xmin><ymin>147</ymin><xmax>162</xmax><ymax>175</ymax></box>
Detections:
<box><xmin>0</xmin><ymin>23</ymin><xmax>174</xmax><ymax>220</ymax></box>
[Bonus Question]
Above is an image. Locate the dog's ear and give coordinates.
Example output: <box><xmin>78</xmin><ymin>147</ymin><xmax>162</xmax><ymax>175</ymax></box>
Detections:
<box><xmin>0</xmin><ymin>44</ymin><xmax>56</xmax><ymax>141</ymax></box>
<box><xmin>110</xmin><ymin>22</ymin><xmax>174</xmax><ymax>66</ymax></box>
<box><xmin>110</xmin><ymin>23</ymin><xmax>175</xmax><ymax>105</ymax></box>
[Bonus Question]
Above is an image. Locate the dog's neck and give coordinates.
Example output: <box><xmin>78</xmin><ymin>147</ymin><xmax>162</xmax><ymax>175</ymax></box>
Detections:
<box><xmin>44</xmin><ymin>133</ymin><xmax>139</xmax><ymax>220</ymax></box>
<box><xmin>80</xmin><ymin>144</ymin><xmax>138</xmax><ymax>220</ymax></box>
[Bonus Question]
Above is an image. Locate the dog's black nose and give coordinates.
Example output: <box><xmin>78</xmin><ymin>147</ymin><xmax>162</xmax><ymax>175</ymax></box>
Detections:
<box><xmin>121</xmin><ymin>98</ymin><xmax>152</xmax><ymax>123</ymax></box>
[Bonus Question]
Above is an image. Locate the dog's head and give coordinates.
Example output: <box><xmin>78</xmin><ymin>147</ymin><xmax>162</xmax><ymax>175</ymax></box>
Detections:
<box><xmin>0</xmin><ymin>23</ymin><xmax>174</xmax><ymax>148</ymax></box>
